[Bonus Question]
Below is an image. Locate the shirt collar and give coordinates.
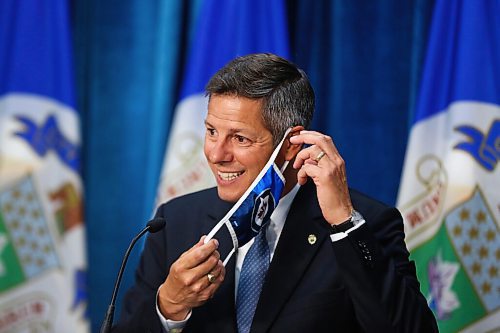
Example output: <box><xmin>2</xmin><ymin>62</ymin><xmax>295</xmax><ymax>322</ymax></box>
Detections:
<box><xmin>267</xmin><ymin>183</ymin><xmax>301</xmax><ymax>249</ymax></box>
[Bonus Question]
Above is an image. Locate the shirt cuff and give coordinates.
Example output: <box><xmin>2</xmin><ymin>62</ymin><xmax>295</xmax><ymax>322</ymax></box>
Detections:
<box><xmin>156</xmin><ymin>285</ymin><xmax>191</xmax><ymax>332</ymax></box>
<box><xmin>330</xmin><ymin>217</ymin><xmax>366</xmax><ymax>242</ymax></box>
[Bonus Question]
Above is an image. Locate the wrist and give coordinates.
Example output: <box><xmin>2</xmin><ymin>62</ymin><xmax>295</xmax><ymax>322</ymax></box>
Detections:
<box><xmin>158</xmin><ymin>285</ymin><xmax>190</xmax><ymax>321</ymax></box>
<box><xmin>327</xmin><ymin>206</ymin><xmax>353</xmax><ymax>226</ymax></box>
<box><xmin>159</xmin><ymin>300</ymin><xmax>190</xmax><ymax>321</ymax></box>
<box><xmin>330</xmin><ymin>210</ymin><xmax>363</xmax><ymax>234</ymax></box>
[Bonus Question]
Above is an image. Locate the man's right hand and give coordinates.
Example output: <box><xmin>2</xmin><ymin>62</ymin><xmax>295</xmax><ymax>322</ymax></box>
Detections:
<box><xmin>157</xmin><ymin>236</ymin><xmax>225</xmax><ymax>321</ymax></box>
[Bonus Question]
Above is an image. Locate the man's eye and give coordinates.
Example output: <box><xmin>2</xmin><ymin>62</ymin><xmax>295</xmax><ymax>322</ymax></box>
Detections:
<box><xmin>206</xmin><ymin>128</ymin><xmax>216</xmax><ymax>136</ymax></box>
<box><xmin>235</xmin><ymin>135</ymin><xmax>249</xmax><ymax>144</ymax></box>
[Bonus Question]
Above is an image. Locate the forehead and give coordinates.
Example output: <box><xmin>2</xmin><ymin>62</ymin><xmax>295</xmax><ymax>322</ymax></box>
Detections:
<box><xmin>206</xmin><ymin>95</ymin><xmax>267</xmax><ymax>131</ymax></box>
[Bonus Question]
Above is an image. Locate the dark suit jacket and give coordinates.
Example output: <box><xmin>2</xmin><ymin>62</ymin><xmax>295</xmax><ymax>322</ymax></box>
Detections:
<box><xmin>113</xmin><ymin>182</ymin><xmax>438</xmax><ymax>332</ymax></box>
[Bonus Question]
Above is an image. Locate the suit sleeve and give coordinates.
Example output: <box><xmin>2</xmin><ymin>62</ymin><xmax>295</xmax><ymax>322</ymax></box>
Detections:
<box><xmin>330</xmin><ymin>206</ymin><xmax>438</xmax><ymax>332</ymax></box>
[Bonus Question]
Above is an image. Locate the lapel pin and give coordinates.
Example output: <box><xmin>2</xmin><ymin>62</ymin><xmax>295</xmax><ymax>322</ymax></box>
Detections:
<box><xmin>308</xmin><ymin>234</ymin><xmax>317</xmax><ymax>245</ymax></box>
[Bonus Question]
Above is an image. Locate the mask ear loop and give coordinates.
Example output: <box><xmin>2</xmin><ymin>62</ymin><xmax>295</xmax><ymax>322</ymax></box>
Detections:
<box><xmin>222</xmin><ymin>245</ymin><xmax>236</xmax><ymax>266</ymax></box>
<box><xmin>279</xmin><ymin>127</ymin><xmax>296</xmax><ymax>174</ymax></box>
<box><xmin>204</xmin><ymin>218</ymin><xmax>238</xmax><ymax>267</ymax></box>
<box><xmin>280</xmin><ymin>160</ymin><xmax>289</xmax><ymax>174</ymax></box>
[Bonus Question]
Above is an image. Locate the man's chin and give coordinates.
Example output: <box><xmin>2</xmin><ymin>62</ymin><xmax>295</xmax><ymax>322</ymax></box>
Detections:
<box><xmin>216</xmin><ymin>188</ymin><xmax>241</xmax><ymax>203</ymax></box>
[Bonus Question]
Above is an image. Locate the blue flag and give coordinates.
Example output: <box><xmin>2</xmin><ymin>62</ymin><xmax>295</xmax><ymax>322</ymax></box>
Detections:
<box><xmin>155</xmin><ymin>0</ymin><xmax>290</xmax><ymax>205</ymax></box>
<box><xmin>397</xmin><ymin>1</ymin><xmax>500</xmax><ymax>332</ymax></box>
<box><xmin>0</xmin><ymin>1</ymin><xmax>88</xmax><ymax>332</ymax></box>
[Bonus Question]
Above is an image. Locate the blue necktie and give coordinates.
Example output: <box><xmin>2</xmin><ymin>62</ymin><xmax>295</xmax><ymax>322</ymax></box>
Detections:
<box><xmin>236</xmin><ymin>224</ymin><xmax>270</xmax><ymax>333</ymax></box>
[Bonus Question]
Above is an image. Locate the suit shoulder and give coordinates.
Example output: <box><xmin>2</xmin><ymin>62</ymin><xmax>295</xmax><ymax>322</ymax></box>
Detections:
<box><xmin>349</xmin><ymin>188</ymin><xmax>390</xmax><ymax>208</ymax></box>
<box><xmin>349</xmin><ymin>188</ymin><xmax>399</xmax><ymax>218</ymax></box>
<box><xmin>156</xmin><ymin>187</ymin><xmax>218</xmax><ymax>214</ymax></box>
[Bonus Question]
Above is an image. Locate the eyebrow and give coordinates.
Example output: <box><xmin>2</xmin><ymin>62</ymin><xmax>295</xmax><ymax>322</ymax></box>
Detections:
<box><xmin>204</xmin><ymin>120</ymin><xmax>249</xmax><ymax>135</ymax></box>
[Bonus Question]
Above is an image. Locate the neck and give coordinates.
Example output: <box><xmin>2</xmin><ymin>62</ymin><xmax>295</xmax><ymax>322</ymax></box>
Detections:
<box><xmin>281</xmin><ymin>166</ymin><xmax>299</xmax><ymax>198</ymax></box>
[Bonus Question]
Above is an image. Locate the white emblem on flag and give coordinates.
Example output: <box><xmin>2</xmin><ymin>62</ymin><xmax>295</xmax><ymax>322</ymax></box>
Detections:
<box><xmin>0</xmin><ymin>176</ymin><xmax>59</xmax><ymax>284</ymax></box>
<box><xmin>445</xmin><ymin>188</ymin><xmax>499</xmax><ymax>311</ymax></box>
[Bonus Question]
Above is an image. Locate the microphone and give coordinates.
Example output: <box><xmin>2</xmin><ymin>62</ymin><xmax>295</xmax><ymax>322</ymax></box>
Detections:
<box><xmin>100</xmin><ymin>217</ymin><xmax>166</xmax><ymax>333</ymax></box>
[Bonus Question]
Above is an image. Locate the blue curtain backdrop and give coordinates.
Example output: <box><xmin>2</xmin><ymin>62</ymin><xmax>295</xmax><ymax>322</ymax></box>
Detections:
<box><xmin>74</xmin><ymin>1</ymin><xmax>202</xmax><ymax>330</ymax></box>
<box><xmin>288</xmin><ymin>0</ymin><xmax>435</xmax><ymax>203</ymax></box>
<box><xmin>73</xmin><ymin>1</ymin><xmax>435</xmax><ymax>331</ymax></box>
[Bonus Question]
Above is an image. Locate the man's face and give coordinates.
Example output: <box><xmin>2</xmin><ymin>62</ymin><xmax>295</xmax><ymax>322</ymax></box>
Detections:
<box><xmin>204</xmin><ymin>95</ymin><xmax>275</xmax><ymax>202</ymax></box>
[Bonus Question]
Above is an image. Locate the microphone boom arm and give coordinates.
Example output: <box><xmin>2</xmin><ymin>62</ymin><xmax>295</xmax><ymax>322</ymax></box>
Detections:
<box><xmin>100</xmin><ymin>218</ymin><xmax>166</xmax><ymax>333</ymax></box>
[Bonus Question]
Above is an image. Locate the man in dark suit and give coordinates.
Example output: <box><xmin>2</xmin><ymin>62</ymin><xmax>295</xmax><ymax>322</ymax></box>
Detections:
<box><xmin>114</xmin><ymin>53</ymin><xmax>438</xmax><ymax>332</ymax></box>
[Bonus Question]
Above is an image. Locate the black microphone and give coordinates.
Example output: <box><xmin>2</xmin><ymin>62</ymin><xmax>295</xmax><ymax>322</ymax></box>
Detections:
<box><xmin>100</xmin><ymin>217</ymin><xmax>166</xmax><ymax>333</ymax></box>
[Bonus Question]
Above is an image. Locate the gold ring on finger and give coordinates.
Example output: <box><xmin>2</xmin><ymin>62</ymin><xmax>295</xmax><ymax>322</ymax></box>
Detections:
<box><xmin>207</xmin><ymin>273</ymin><xmax>216</xmax><ymax>283</ymax></box>
<box><xmin>314</xmin><ymin>151</ymin><xmax>326</xmax><ymax>162</ymax></box>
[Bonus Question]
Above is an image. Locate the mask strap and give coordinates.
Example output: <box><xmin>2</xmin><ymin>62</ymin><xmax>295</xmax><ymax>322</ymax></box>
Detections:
<box><xmin>280</xmin><ymin>160</ymin><xmax>289</xmax><ymax>174</ymax></box>
<box><xmin>222</xmin><ymin>220</ymin><xmax>238</xmax><ymax>265</ymax></box>
<box><xmin>223</xmin><ymin>248</ymin><xmax>236</xmax><ymax>266</ymax></box>
<box><xmin>205</xmin><ymin>218</ymin><xmax>239</xmax><ymax>246</ymax></box>
<box><xmin>205</xmin><ymin>219</ymin><xmax>226</xmax><ymax>243</ymax></box>
<box><xmin>204</xmin><ymin>218</ymin><xmax>238</xmax><ymax>266</ymax></box>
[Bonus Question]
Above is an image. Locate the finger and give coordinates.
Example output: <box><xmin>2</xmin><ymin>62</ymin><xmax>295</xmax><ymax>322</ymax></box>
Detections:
<box><xmin>290</xmin><ymin>131</ymin><xmax>339</xmax><ymax>157</ymax></box>
<box><xmin>198</xmin><ymin>264</ymin><xmax>226</xmax><ymax>301</ymax></box>
<box><xmin>209</xmin><ymin>259</ymin><xmax>224</xmax><ymax>280</ymax></box>
<box><xmin>189</xmin><ymin>259</ymin><xmax>225</xmax><ymax>299</ymax></box>
<box><xmin>187</xmin><ymin>250</ymin><xmax>221</xmax><ymax>284</ymax></box>
<box><xmin>297</xmin><ymin>163</ymin><xmax>322</xmax><ymax>185</ymax></box>
<box><xmin>297</xmin><ymin>164</ymin><xmax>309</xmax><ymax>185</ymax></box>
<box><xmin>293</xmin><ymin>146</ymin><xmax>327</xmax><ymax>169</ymax></box>
<box><xmin>181</xmin><ymin>238</ymin><xmax>219</xmax><ymax>269</ymax></box>
<box><xmin>169</xmin><ymin>250</ymin><xmax>221</xmax><ymax>298</ymax></box>
<box><xmin>217</xmin><ymin>261</ymin><xmax>226</xmax><ymax>282</ymax></box>
<box><xmin>289</xmin><ymin>130</ymin><xmax>324</xmax><ymax>142</ymax></box>
<box><xmin>193</xmin><ymin>281</ymin><xmax>221</xmax><ymax>305</ymax></box>
<box><xmin>202</xmin><ymin>259</ymin><xmax>225</xmax><ymax>289</ymax></box>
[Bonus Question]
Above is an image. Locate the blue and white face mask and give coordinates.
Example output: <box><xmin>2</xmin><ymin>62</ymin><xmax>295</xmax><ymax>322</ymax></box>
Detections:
<box><xmin>205</xmin><ymin>128</ymin><xmax>291</xmax><ymax>265</ymax></box>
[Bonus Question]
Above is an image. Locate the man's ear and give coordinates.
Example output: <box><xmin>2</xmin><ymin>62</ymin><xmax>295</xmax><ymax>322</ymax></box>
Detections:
<box><xmin>284</xmin><ymin>126</ymin><xmax>304</xmax><ymax>161</ymax></box>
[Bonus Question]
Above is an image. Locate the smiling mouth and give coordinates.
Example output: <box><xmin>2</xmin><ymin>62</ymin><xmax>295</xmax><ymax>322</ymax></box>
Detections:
<box><xmin>217</xmin><ymin>171</ymin><xmax>244</xmax><ymax>181</ymax></box>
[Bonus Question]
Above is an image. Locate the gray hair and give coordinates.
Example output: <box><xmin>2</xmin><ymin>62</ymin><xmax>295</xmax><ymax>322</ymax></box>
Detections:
<box><xmin>205</xmin><ymin>53</ymin><xmax>315</xmax><ymax>146</ymax></box>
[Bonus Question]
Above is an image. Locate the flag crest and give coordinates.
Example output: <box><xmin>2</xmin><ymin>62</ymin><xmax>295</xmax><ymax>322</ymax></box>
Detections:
<box><xmin>397</xmin><ymin>2</ymin><xmax>500</xmax><ymax>332</ymax></box>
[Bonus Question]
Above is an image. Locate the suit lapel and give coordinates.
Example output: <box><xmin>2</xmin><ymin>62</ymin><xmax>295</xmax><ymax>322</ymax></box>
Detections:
<box><xmin>204</xmin><ymin>195</ymin><xmax>238</xmax><ymax>332</ymax></box>
<box><xmin>206</xmin><ymin>195</ymin><xmax>236</xmax><ymax>268</ymax></box>
<box><xmin>250</xmin><ymin>182</ymin><xmax>331</xmax><ymax>332</ymax></box>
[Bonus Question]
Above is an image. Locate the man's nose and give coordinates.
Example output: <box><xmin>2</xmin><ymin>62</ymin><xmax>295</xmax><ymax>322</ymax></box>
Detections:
<box><xmin>209</xmin><ymin>139</ymin><xmax>232</xmax><ymax>163</ymax></box>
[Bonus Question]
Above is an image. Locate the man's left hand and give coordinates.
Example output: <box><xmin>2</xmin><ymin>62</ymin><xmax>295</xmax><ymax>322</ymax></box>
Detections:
<box><xmin>290</xmin><ymin>130</ymin><xmax>353</xmax><ymax>225</ymax></box>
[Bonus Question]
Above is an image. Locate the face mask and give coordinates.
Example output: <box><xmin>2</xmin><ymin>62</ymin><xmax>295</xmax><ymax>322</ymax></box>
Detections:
<box><xmin>205</xmin><ymin>128</ymin><xmax>291</xmax><ymax>265</ymax></box>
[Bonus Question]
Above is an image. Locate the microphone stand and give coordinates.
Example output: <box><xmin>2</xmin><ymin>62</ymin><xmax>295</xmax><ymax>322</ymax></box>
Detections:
<box><xmin>100</xmin><ymin>218</ymin><xmax>165</xmax><ymax>333</ymax></box>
